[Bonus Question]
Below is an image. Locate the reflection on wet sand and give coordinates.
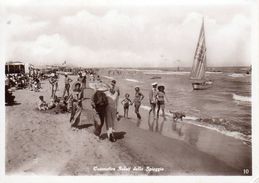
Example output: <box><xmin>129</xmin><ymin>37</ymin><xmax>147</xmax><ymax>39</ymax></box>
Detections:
<box><xmin>158</xmin><ymin>118</ymin><xmax>165</xmax><ymax>134</ymax></box>
<box><xmin>136</xmin><ymin>118</ymin><xmax>141</xmax><ymax>127</ymax></box>
<box><xmin>147</xmin><ymin>113</ymin><xmax>155</xmax><ymax>131</ymax></box>
<box><xmin>139</xmin><ymin>112</ymin><xmax>251</xmax><ymax>172</ymax></box>
<box><xmin>183</xmin><ymin>124</ymin><xmax>201</xmax><ymax>146</ymax></box>
<box><xmin>147</xmin><ymin>114</ymin><xmax>165</xmax><ymax>133</ymax></box>
<box><xmin>171</xmin><ymin>121</ymin><xmax>184</xmax><ymax>137</ymax></box>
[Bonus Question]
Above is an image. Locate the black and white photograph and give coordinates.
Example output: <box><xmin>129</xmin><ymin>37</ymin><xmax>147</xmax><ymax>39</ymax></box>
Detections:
<box><xmin>1</xmin><ymin>0</ymin><xmax>259</xmax><ymax>182</ymax></box>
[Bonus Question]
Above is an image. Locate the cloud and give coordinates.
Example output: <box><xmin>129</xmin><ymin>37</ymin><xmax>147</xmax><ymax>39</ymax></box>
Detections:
<box><xmin>4</xmin><ymin>4</ymin><xmax>252</xmax><ymax>67</ymax></box>
<box><xmin>5</xmin><ymin>14</ymin><xmax>49</xmax><ymax>42</ymax></box>
<box><xmin>6</xmin><ymin>34</ymin><xmax>68</xmax><ymax>65</ymax></box>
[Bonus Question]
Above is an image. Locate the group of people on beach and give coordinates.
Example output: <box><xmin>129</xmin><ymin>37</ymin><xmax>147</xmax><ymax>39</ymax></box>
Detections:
<box><xmin>36</xmin><ymin>70</ymin><xmax>119</xmax><ymax>141</ymax></box>
<box><xmin>37</xmin><ymin>71</ymin><xmax>86</xmax><ymax>113</ymax></box>
<box><xmin>120</xmin><ymin>82</ymin><xmax>169</xmax><ymax>121</ymax></box>
<box><xmin>5</xmin><ymin>73</ymin><xmax>41</xmax><ymax>92</ymax></box>
<box><xmin>5</xmin><ymin>72</ymin><xmax>43</xmax><ymax>104</ymax></box>
<box><xmin>35</xmin><ymin>69</ymin><xmax>170</xmax><ymax>143</ymax></box>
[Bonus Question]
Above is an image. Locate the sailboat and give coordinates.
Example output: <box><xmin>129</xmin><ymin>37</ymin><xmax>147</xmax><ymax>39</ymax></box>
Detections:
<box><xmin>190</xmin><ymin>19</ymin><xmax>213</xmax><ymax>90</ymax></box>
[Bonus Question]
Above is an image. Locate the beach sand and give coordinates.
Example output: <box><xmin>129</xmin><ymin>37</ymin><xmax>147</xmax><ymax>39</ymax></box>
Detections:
<box><xmin>5</xmin><ymin>74</ymin><xmax>249</xmax><ymax>175</ymax></box>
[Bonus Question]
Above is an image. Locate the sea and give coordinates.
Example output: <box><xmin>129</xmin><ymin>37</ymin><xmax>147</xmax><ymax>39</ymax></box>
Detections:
<box><xmin>102</xmin><ymin>66</ymin><xmax>251</xmax><ymax>143</ymax></box>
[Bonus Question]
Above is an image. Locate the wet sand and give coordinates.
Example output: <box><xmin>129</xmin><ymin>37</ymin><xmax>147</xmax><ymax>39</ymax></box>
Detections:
<box><xmin>5</xmin><ymin>75</ymin><xmax>250</xmax><ymax>175</ymax></box>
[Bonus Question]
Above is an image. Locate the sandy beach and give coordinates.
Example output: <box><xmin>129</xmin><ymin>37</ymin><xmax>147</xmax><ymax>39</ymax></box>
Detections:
<box><xmin>5</xmin><ymin>73</ymin><xmax>251</xmax><ymax>175</ymax></box>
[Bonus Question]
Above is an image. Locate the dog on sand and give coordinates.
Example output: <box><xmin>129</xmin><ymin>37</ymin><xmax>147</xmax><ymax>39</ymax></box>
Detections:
<box><xmin>169</xmin><ymin>111</ymin><xmax>186</xmax><ymax>122</ymax></box>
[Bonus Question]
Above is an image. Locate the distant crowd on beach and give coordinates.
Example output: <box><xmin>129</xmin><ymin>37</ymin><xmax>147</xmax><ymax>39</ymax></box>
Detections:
<box><xmin>5</xmin><ymin>70</ymin><xmax>44</xmax><ymax>104</ymax></box>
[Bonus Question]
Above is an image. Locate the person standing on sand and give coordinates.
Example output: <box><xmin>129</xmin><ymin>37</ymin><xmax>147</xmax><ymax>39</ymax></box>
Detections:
<box><xmin>63</xmin><ymin>73</ymin><xmax>73</xmax><ymax>98</ymax></box>
<box><xmin>54</xmin><ymin>72</ymin><xmax>59</xmax><ymax>92</ymax></box>
<box><xmin>156</xmin><ymin>85</ymin><xmax>169</xmax><ymax>120</ymax></box>
<box><xmin>77</xmin><ymin>72</ymin><xmax>85</xmax><ymax>98</ymax></box>
<box><xmin>90</xmin><ymin>73</ymin><xmax>94</xmax><ymax>81</ymax></box>
<box><xmin>81</xmin><ymin>72</ymin><xmax>87</xmax><ymax>89</ymax></box>
<box><xmin>77</xmin><ymin>72</ymin><xmax>83</xmax><ymax>83</ymax></box>
<box><xmin>104</xmin><ymin>87</ymin><xmax>119</xmax><ymax>142</ymax></box>
<box><xmin>121</xmin><ymin>93</ymin><xmax>132</xmax><ymax>118</ymax></box>
<box><xmin>132</xmin><ymin>87</ymin><xmax>144</xmax><ymax>121</ymax></box>
<box><xmin>149</xmin><ymin>82</ymin><xmax>158</xmax><ymax>119</ymax></box>
<box><xmin>91</xmin><ymin>86</ymin><xmax>108</xmax><ymax>137</ymax></box>
<box><xmin>49</xmin><ymin>73</ymin><xmax>57</xmax><ymax>98</ymax></box>
<box><xmin>69</xmin><ymin>81</ymin><xmax>83</xmax><ymax>129</ymax></box>
<box><xmin>109</xmin><ymin>80</ymin><xmax>120</xmax><ymax>120</ymax></box>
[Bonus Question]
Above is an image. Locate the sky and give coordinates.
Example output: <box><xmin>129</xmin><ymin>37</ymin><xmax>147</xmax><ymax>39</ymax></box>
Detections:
<box><xmin>1</xmin><ymin>0</ymin><xmax>254</xmax><ymax>67</ymax></box>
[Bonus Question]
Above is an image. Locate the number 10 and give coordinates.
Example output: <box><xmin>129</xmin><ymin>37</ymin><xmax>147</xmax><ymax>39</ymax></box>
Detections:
<box><xmin>243</xmin><ymin>169</ymin><xmax>250</xmax><ymax>175</ymax></box>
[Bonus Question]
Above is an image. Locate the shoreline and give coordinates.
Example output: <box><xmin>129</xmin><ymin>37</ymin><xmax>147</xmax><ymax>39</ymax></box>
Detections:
<box><xmin>139</xmin><ymin>104</ymin><xmax>251</xmax><ymax>143</ymax></box>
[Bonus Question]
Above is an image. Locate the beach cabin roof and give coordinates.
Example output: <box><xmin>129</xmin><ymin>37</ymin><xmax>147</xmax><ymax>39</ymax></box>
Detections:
<box><xmin>6</xmin><ymin>61</ymin><xmax>25</xmax><ymax>65</ymax></box>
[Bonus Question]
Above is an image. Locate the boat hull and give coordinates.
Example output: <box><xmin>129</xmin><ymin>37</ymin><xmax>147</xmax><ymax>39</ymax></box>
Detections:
<box><xmin>192</xmin><ymin>81</ymin><xmax>213</xmax><ymax>90</ymax></box>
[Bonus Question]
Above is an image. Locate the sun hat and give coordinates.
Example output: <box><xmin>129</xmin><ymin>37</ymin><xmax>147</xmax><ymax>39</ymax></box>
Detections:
<box><xmin>158</xmin><ymin>85</ymin><xmax>165</xmax><ymax>90</ymax></box>
<box><xmin>96</xmin><ymin>87</ymin><xmax>108</xmax><ymax>92</ymax></box>
<box><xmin>152</xmin><ymin>82</ymin><xmax>158</xmax><ymax>86</ymax></box>
<box><xmin>95</xmin><ymin>83</ymin><xmax>109</xmax><ymax>92</ymax></box>
<box><xmin>72</xmin><ymin>81</ymin><xmax>82</xmax><ymax>91</ymax></box>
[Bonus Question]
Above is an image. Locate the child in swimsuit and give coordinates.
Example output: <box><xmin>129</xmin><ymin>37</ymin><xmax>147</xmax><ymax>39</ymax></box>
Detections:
<box><xmin>132</xmin><ymin>87</ymin><xmax>144</xmax><ymax>121</ymax></box>
<box><xmin>121</xmin><ymin>93</ymin><xmax>132</xmax><ymax>118</ymax></box>
<box><xmin>37</xmin><ymin>96</ymin><xmax>48</xmax><ymax>110</ymax></box>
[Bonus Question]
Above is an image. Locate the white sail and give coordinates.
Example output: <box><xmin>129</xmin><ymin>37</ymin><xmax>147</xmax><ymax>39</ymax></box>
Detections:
<box><xmin>190</xmin><ymin>19</ymin><xmax>207</xmax><ymax>81</ymax></box>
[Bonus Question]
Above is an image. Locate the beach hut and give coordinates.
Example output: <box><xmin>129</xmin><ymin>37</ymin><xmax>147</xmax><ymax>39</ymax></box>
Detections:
<box><xmin>5</xmin><ymin>61</ymin><xmax>25</xmax><ymax>75</ymax></box>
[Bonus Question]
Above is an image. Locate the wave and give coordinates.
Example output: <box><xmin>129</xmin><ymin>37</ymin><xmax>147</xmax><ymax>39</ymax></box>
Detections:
<box><xmin>144</xmin><ymin>71</ymin><xmax>190</xmax><ymax>75</ymax></box>
<box><xmin>232</xmin><ymin>93</ymin><xmax>251</xmax><ymax>102</ymax></box>
<box><xmin>125</xmin><ymin>69</ymin><xmax>190</xmax><ymax>75</ymax></box>
<box><xmin>206</xmin><ymin>71</ymin><xmax>223</xmax><ymax>74</ymax></box>
<box><xmin>183</xmin><ymin>120</ymin><xmax>251</xmax><ymax>142</ymax></box>
<box><xmin>125</xmin><ymin>78</ymin><xmax>141</xmax><ymax>83</ymax></box>
<box><xmin>140</xmin><ymin>105</ymin><xmax>151</xmax><ymax>111</ymax></box>
<box><xmin>140</xmin><ymin>104</ymin><xmax>250</xmax><ymax>142</ymax></box>
<box><xmin>228</xmin><ymin>73</ymin><xmax>247</xmax><ymax>78</ymax></box>
<box><xmin>103</xmin><ymin>76</ymin><xmax>114</xmax><ymax>80</ymax></box>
